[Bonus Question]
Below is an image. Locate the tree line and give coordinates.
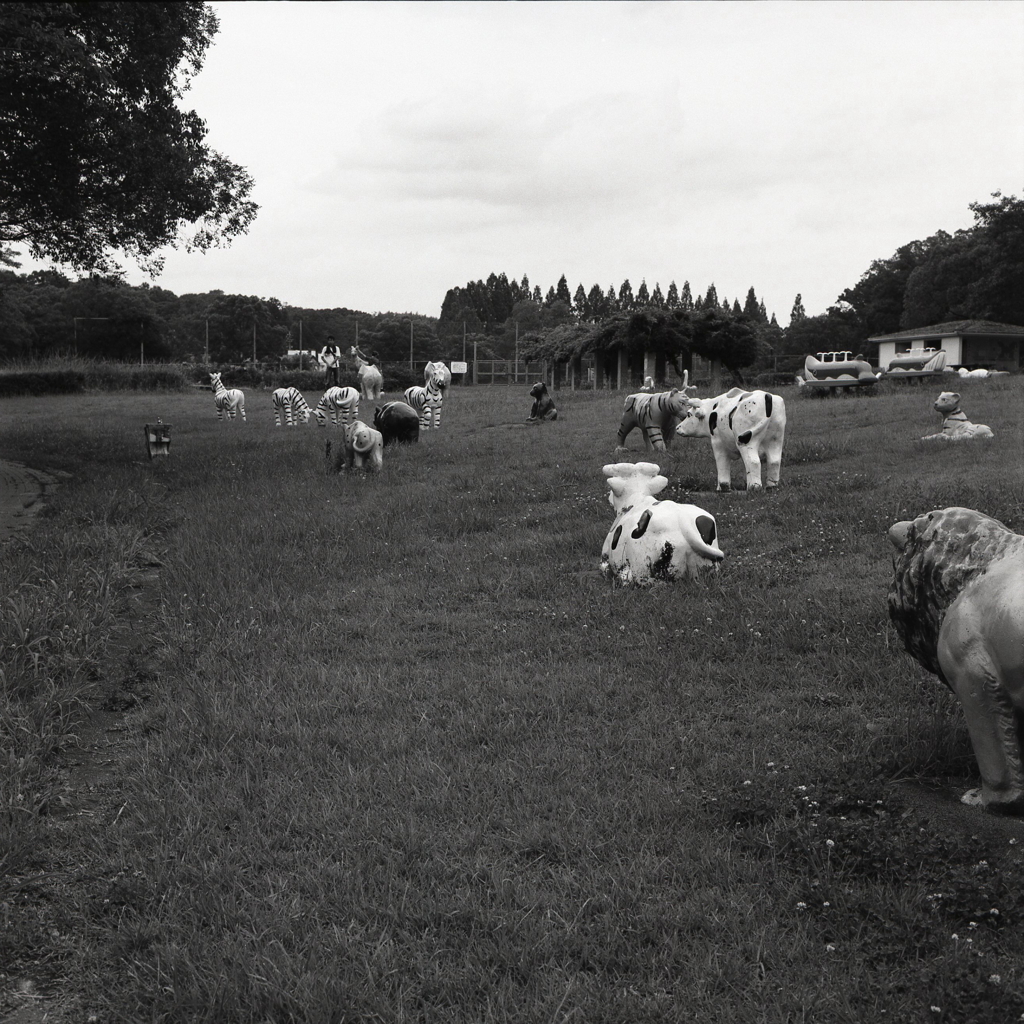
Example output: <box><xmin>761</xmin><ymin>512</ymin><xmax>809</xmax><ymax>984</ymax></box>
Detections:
<box><xmin>0</xmin><ymin>271</ymin><xmax>445</xmax><ymax>366</ymax></box>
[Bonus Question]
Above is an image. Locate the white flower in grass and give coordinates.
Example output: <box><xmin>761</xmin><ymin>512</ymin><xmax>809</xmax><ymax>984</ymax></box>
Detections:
<box><xmin>989</xmin><ymin>974</ymin><xmax>1001</xmax><ymax>984</ymax></box>
<box><xmin>796</xmin><ymin>902</ymin><xmax>807</xmax><ymax>911</ymax></box>
<box><xmin>825</xmin><ymin>943</ymin><xmax>836</xmax><ymax>952</ymax></box>
<box><xmin>930</xmin><ymin>1008</ymin><xmax>941</xmax><ymax>1014</ymax></box>
<box><xmin>826</xmin><ymin>839</ymin><xmax>835</xmax><ymax>848</ymax></box>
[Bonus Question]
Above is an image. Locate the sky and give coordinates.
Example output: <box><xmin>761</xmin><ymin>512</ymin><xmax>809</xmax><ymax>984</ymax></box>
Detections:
<box><xmin>31</xmin><ymin>1</ymin><xmax>1024</xmax><ymax>323</ymax></box>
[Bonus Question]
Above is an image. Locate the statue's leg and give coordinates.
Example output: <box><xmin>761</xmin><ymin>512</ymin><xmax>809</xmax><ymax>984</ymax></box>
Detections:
<box><xmin>939</xmin><ymin>604</ymin><xmax>1024</xmax><ymax>812</ymax></box>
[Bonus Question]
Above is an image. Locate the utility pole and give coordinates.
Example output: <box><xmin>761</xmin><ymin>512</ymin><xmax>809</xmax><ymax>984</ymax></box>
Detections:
<box><xmin>205</xmin><ymin>319</ymin><xmax>209</xmax><ymax>364</ymax></box>
<box><xmin>299</xmin><ymin>320</ymin><xmax>303</xmax><ymax>369</ymax></box>
<box><xmin>140</xmin><ymin>320</ymin><xmax>145</xmax><ymax>366</ymax></box>
<box><xmin>514</xmin><ymin>322</ymin><xmax>519</xmax><ymax>385</ymax></box>
<box><xmin>462</xmin><ymin>321</ymin><xmax>466</xmax><ymax>363</ymax></box>
<box><xmin>473</xmin><ymin>336</ymin><xmax>478</xmax><ymax>386</ymax></box>
<box><xmin>409</xmin><ymin>320</ymin><xmax>414</xmax><ymax>370</ymax></box>
<box><xmin>252</xmin><ymin>321</ymin><xmax>257</xmax><ymax>364</ymax></box>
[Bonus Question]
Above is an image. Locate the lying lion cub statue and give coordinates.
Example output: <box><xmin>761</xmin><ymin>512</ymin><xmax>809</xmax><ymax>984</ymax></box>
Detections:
<box><xmin>888</xmin><ymin>507</ymin><xmax>1024</xmax><ymax>813</ymax></box>
<box><xmin>921</xmin><ymin>392</ymin><xmax>993</xmax><ymax>441</ymax></box>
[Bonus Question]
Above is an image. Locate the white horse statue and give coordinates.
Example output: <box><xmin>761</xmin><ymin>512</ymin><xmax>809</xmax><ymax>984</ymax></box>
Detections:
<box><xmin>350</xmin><ymin>345</ymin><xmax>383</xmax><ymax>401</ymax></box>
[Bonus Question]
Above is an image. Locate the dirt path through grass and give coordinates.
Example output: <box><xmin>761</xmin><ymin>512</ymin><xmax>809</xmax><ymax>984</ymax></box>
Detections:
<box><xmin>0</xmin><ymin>460</ymin><xmax>60</xmax><ymax>543</ymax></box>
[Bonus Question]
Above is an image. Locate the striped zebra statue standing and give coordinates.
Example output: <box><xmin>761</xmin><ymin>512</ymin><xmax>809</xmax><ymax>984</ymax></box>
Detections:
<box><xmin>313</xmin><ymin>386</ymin><xmax>360</xmax><ymax>427</ymax></box>
<box><xmin>209</xmin><ymin>372</ymin><xmax>246</xmax><ymax>422</ymax></box>
<box><xmin>404</xmin><ymin>367</ymin><xmax>446</xmax><ymax>430</ymax></box>
<box><xmin>272</xmin><ymin>387</ymin><xmax>312</xmax><ymax>426</ymax></box>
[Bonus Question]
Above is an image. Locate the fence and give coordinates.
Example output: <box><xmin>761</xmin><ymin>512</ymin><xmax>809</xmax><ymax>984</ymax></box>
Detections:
<box><xmin>470</xmin><ymin>360</ymin><xmax>547</xmax><ymax>385</ymax></box>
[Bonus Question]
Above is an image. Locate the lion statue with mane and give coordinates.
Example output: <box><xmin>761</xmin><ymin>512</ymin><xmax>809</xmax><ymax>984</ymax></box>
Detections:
<box><xmin>888</xmin><ymin>507</ymin><xmax>1024</xmax><ymax>813</ymax></box>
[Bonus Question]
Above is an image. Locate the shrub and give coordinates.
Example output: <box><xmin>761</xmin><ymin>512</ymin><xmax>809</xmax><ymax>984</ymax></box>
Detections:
<box><xmin>0</xmin><ymin>370</ymin><xmax>86</xmax><ymax>397</ymax></box>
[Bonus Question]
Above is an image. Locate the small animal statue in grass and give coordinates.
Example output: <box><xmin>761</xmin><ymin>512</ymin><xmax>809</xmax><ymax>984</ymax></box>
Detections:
<box><xmin>615</xmin><ymin>371</ymin><xmax>695</xmax><ymax>452</ymax></box>
<box><xmin>527</xmin><ymin>381</ymin><xmax>558</xmax><ymax>422</ymax></box>
<box><xmin>209</xmin><ymin>372</ymin><xmax>246</xmax><ymax>422</ymax></box>
<box><xmin>272</xmin><ymin>387</ymin><xmax>311</xmax><ymax>426</ymax></box>
<box><xmin>373</xmin><ymin>401</ymin><xmax>420</xmax><ymax>445</ymax></box>
<box><xmin>404</xmin><ymin>366</ymin><xmax>446</xmax><ymax>430</ymax></box>
<box><xmin>350</xmin><ymin>345</ymin><xmax>384</xmax><ymax>401</ymax></box>
<box><xmin>888</xmin><ymin>507</ymin><xmax>1024</xmax><ymax>813</ymax></box>
<box><xmin>339</xmin><ymin>420</ymin><xmax>384</xmax><ymax>472</ymax></box>
<box><xmin>920</xmin><ymin>392</ymin><xmax>994</xmax><ymax>441</ymax></box>
<box><xmin>313</xmin><ymin>386</ymin><xmax>360</xmax><ymax>427</ymax></box>
<box><xmin>600</xmin><ymin>462</ymin><xmax>724</xmax><ymax>585</ymax></box>
<box><xmin>640</xmin><ymin>376</ymin><xmax>656</xmax><ymax>392</ymax></box>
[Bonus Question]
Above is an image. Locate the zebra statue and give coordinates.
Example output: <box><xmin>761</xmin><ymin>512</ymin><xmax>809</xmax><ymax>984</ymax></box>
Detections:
<box><xmin>403</xmin><ymin>367</ymin><xmax>446</xmax><ymax>430</ymax></box>
<box><xmin>272</xmin><ymin>387</ymin><xmax>312</xmax><ymax>426</ymax></box>
<box><xmin>209</xmin><ymin>372</ymin><xmax>246</xmax><ymax>422</ymax></box>
<box><xmin>350</xmin><ymin>345</ymin><xmax>383</xmax><ymax>401</ymax></box>
<box><xmin>313</xmin><ymin>386</ymin><xmax>360</xmax><ymax>427</ymax></box>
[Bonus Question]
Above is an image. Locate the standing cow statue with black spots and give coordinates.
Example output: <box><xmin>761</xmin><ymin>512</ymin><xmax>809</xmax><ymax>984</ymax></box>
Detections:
<box><xmin>600</xmin><ymin>462</ymin><xmax>724</xmax><ymax>585</ymax></box>
<box><xmin>527</xmin><ymin>381</ymin><xmax>558</xmax><ymax>422</ymax></box>
<box><xmin>675</xmin><ymin>387</ymin><xmax>786</xmax><ymax>491</ymax></box>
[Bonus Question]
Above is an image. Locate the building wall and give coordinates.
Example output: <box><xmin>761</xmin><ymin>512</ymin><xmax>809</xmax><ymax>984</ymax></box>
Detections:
<box><xmin>961</xmin><ymin>336</ymin><xmax>1021</xmax><ymax>371</ymax></box>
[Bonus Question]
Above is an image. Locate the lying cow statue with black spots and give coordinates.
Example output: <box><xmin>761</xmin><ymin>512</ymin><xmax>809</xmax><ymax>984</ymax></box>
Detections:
<box><xmin>921</xmin><ymin>392</ymin><xmax>994</xmax><ymax>441</ymax></box>
<box><xmin>600</xmin><ymin>462</ymin><xmax>724</xmax><ymax>585</ymax></box>
<box><xmin>675</xmin><ymin>387</ymin><xmax>786</xmax><ymax>491</ymax></box>
<box><xmin>888</xmin><ymin>507</ymin><xmax>1024</xmax><ymax>813</ymax></box>
<box><xmin>338</xmin><ymin>420</ymin><xmax>383</xmax><ymax>472</ymax></box>
<box><xmin>527</xmin><ymin>381</ymin><xmax>558</xmax><ymax>422</ymax></box>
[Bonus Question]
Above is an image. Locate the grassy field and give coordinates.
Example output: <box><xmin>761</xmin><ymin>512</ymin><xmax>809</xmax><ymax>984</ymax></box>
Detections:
<box><xmin>2</xmin><ymin>375</ymin><xmax>1024</xmax><ymax>1023</ymax></box>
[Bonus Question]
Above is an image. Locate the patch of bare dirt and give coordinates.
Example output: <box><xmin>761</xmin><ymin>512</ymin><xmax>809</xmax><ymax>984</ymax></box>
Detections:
<box><xmin>0</xmin><ymin>460</ymin><xmax>66</xmax><ymax>544</ymax></box>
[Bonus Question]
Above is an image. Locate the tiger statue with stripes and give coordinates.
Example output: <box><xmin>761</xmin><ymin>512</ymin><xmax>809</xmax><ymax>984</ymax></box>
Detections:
<box><xmin>209</xmin><ymin>372</ymin><xmax>246</xmax><ymax>422</ymax></box>
<box><xmin>313</xmin><ymin>386</ymin><xmax>359</xmax><ymax>427</ymax></box>
<box><xmin>272</xmin><ymin>387</ymin><xmax>312</xmax><ymax>426</ymax></box>
<box><xmin>404</xmin><ymin>367</ymin><xmax>446</xmax><ymax>430</ymax></box>
<box><xmin>615</xmin><ymin>372</ymin><xmax>694</xmax><ymax>452</ymax></box>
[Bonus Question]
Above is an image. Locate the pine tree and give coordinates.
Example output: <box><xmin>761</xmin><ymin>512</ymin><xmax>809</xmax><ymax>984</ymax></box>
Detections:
<box><xmin>618</xmin><ymin>279</ymin><xmax>634</xmax><ymax>310</ymax></box>
<box><xmin>679</xmin><ymin>281</ymin><xmax>694</xmax><ymax>311</ymax></box>
<box><xmin>587</xmin><ymin>283</ymin><xmax>605</xmax><ymax>319</ymax></box>
<box><xmin>606</xmin><ymin>284</ymin><xmax>618</xmax><ymax>312</ymax></box>
<box><xmin>790</xmin><ymin>294</ymin><xmax>807</xmax><ymax>322</ymax></box>
<box><xmin>636</xmin><ymin>279</ymin><xmax>650</xmax><ymax>307</ymax></box>
<box><xmin>758</xmin><ymin>299</ymin><xmax>768</xmax><ymax>322</ymax></box>
<box><xmin>666</xmin><ymin>281</ymin><xmax>679</xmax><ymax>308</ymax></box>
<box><xmin>532</xmin><ymin>285</ymin><xmax>543</xmax><ymax>304</ymax></box>
<box><xmin>545</xmin><ymin>285</ymin><xmax>557</xmax><ymax>306</ymax></box>
<box><xmin>556</xmin><ymin>275</ymin><xmax>572</xmax><ymax>307</ymax></box>
<box><xmin>520</xmin><ymin>274</ymin><xmax>530</xmax><ymax>297</ymax></box>
<box><xmin>573</xmin><ymin>283</ymin><xmax>587</xmax><ymax>318</ymax></box>
<box><xmin>743</xmin><ymin>287</ymin><xmax>760</xmax><ymax>320</ymax></box>
<box><xmin>651</xmin><ymin>283</ymin><xmax>665</xmax><ymax>308</ymax></box>
<box><xmin>732</xmin><ymin>299</ymin><xmax>742</xmax><ymax>316</ymax></box>
<box><xmin>704</xmin><ymin>283</ymin><xmax>719</xmax><ymax>308</ymax></box>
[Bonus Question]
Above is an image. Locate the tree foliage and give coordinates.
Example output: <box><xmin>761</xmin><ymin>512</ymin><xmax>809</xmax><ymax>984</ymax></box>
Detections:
<box><xmin>837</xmin><ymin>192</ymin><xmax>1024</xmax><ymax>340</ymax></box>
<box><xmin>0</xmin><ymin>2</ymin><xmax>258</xmax><ymax>274</ymax></box>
